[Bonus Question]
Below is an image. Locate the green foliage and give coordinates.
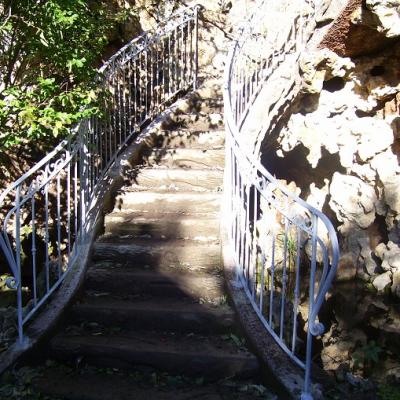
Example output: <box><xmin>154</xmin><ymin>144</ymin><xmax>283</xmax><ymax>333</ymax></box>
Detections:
<box><xmin>0</xmin><ymin>0</ymin><xmax>118</xmax><ymax>148</ymax></box>
<box><xmin>0</xmin><ymin>366</ymin><xmax>42</xmax><ymax>399</ymax></box>
<box><xmin>277</xmin><ymin>232</ymin><xmax>297</xmax><ymax>268</ymax></box>
<box><xmin>352</xmin><ymin>340</ymin><xmax>383</xmax><ymax>373</ymax></box>
<box><xmin>378</xmin><ymin>384</ymin><xmax>400</xmax><ymax>400</ymax></box>
<box><xmin>221</xmin><ymin>333</ymin><xmax>247</xmax><ymax>350</ymax></box>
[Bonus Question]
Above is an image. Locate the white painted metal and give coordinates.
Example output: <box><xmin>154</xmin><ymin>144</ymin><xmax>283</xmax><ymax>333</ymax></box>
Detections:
<box><xmin>223</xmin><ymin>1</ymin><xmax>339</xmax><ymax>398</ymax></box>
<box><xmin>0</xmin><ymin>5</ymin><xmax>199</xmax><ymax>347</ymax></box>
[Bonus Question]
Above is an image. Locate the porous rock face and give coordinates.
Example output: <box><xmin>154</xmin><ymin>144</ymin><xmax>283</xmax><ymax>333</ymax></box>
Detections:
<box><xmin>320</xmin><ymin>0</ymin><xmax>400</xmax><ymax>57</ymax></box>
<box><xmin>260</xmin><ymin>2</ymin><xmax>400</xmax><ymax>298</ymax></box>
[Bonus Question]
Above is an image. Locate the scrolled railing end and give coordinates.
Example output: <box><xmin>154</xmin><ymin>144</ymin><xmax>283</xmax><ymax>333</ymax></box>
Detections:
<box><xmin>5</xmin><ymin>276</ymin><xmax>18</xmax><ymax>290</ymax></box>
<box><xmin>309</xmin><ymin>321</ymin><xmax>325</xmax><ymax>337</ymax></box>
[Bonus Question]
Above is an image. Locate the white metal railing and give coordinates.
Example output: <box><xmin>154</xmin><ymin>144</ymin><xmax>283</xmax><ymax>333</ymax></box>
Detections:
<box><xmin>0</xmin><ymin>5</ymin><xmax>199</xmax><ymax>347</ymax></box>
<box><xmin>223</xmin><ymin>1</ymin><xmax>339</xmax><ymax>399</ymax></box>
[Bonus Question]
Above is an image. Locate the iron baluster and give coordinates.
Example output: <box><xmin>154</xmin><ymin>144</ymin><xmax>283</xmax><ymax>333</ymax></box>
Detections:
<box><xmin>291</xmin><ymin>226</ymin><xmax>301</xmax><ymax>354</ymax></box>
<box><xmin>223</xmin><ymin>1</ymin><xmax>339</xmax><ymax>397</ymax></box>
<box><xmin>0</xmin><ymin>5</ymin><xmax>200</xmax><ymax>343</ymax></box>
<box><xmin>31</xmin><ymin>191</ymin><xmax>38</xmax><ymax>306</ymax></box>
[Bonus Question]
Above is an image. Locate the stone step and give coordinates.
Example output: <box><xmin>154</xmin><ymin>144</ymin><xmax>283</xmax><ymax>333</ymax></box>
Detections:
<box><xmin>195</xmin><ymin>80</ymin><xmax>224</xmax><ymax>102</ymax></box>
<box><xmin>8</xmin><ymin>80</ymin><xmax>270</xmax><ymax>400</ymax></box>
<box><xmin>172</xmin><ymin>110</ymin><xmax>224</xmax><ymax>120</ymax></box>
<box><xmin>70</xmin><ymin>297</ymin><xmax>234</xmax><ymax>334</ymax></box>
<box><xmin>154</xmin><ymin>129</ymin><xmax>225</xmax><ymax>149</ymax></box>
<box><xmin>186</xmin><ymin>99</ymin><xmax>223</xmax><ymax>114</ymax></box>
<box><xmin>113</xmin><ymin>191</ymin><xmax>221</xmax><ymax>213</ymax></box>
<box><xmin>32</xmin><ymin>367</ymin><xmax>270</xmax><ymax>400</ymax></box>
<box><xmin>92</xmin><ymin>238</ymin><xmax>221</xmax><ymax>271</ymax></box>
<box><xmin>145</xmin><ymin>148</ymin><xmax>225</xmax><ymax>169</ymax></box>
<box><xmin>162</xmin><ymin>112</ymin><xmax>224</xmax><ymax>131</ymax></box>
<box><xmin>177</xmin><ymin>94</ymin><xmax>224</xmax><ymax>114</ymax></box>
<box><xmin>50</xmin><ymin>331</ymin><xmax>259</xmax><ymax>380</ymax></box>
<box><xmin>127</xmin><ymin>168</ymin><xmax>223</xmax><ymax>192</ymax></box>
<box><xmin>104</xmin><ymin>212</ymin><xmax>219</xmax><ymax>240</ymax></box>
<box><xmin>84</xmin><ymin>268</ymin><xmax>225</xmax><ymax>301</ymax></box>
<box><xmin>32</xmin><ymin>368</ymin><xmax>271</xmax><ymax>400</ymax></box>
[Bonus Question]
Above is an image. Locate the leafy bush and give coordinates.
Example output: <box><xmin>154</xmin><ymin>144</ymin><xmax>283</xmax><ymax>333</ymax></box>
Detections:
<box><xmin>0</xmin><ymin>0</ymin><xmax>117</xmax><ymax>148</ymax></box>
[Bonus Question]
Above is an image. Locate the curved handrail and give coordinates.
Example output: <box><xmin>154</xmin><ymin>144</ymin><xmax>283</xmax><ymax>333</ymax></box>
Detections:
<box><xmin>224</xmin><ymin>87</ymin><xmax>340</xmax><ymax>324</ymax></box>
<box><xmin>0</xmin><ymin>140</ymin><xmax>70</xmax><ymax>206</ymax></box>
<box><xmin>225</xmin><ymin>119</ymin><xmax>340</xmax><ymax>330</ymax></box>
<box><xmin>223</xmin><ymin>0</ymin><xmax>339</xmax><ymax>398</ymax></box>
<box><xmin>0</xmin><ymin>3</ymin><xmax>199</xmax><ymax>205</ymax></box>
<box><xmin>0</xmin><ymin>4</ymin><xmax>199</xmax><ymax>346</ymax></box>
<box><xmin>100</xmin><ymin>5</ymin><xmax>199</xmax><ymax>76</ymax></box>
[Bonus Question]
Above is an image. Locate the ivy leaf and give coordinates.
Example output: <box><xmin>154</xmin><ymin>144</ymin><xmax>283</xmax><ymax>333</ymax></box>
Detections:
<box><xmin>67</xmin><ymin>57</ymin><xmax>87</xmax><ymax>72</ymax></box>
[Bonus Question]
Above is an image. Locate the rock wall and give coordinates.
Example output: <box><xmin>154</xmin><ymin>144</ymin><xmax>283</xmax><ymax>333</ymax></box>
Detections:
<box><xmin>259</xmin><ymin>1</ymin><xmax>400</xmax><ymax>298</ymax></box>
<box><xmin>320</xmin><ymin>0</ymin><xmax>400</xmax><ymax>56</ymax></box>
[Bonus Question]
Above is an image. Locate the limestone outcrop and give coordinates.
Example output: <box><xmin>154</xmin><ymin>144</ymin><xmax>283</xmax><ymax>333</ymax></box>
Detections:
<box><xmin>259</xmin><ymin>2</ymin><xmax>400</xmax><ymax>299</ymax></box>
<box><xmin>320</xmin><ymin>0</ymin><xmax>400</xmax><ymax>56</ymax></box>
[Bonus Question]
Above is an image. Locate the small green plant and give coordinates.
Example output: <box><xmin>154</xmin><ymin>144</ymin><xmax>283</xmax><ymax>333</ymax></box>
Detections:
<box><xmin>378</xmin><ymin>384</ymin><xmax>400</xmax><ymax>400</ymax></box>
<box><xmin>0</xmin><ymin>366</ymin><xmax>42</xmax><ymax>399</ymax></box>
<box><xmin>221</xmin><ymin>333</ymin><xmax>247</xmax><ymax>350</ymax></box>
<box><xmin>352</xmin><ymin>340</ymin><xmax>383</xmax><ymax>375</ymax></box>
<box><xmin>275</xmin><ymin>231</ymin><xmax>300</xmax><ymax>298</ymax></box>
<box><xmin>277</xmin><ymin>232</ymin><xmax>297</xmax><ymax>268</ymax></box>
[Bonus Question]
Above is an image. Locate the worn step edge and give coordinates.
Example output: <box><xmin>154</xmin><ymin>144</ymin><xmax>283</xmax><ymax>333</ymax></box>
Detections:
<box><xmin>145</xmin><ymin>148</ymin><xmax>225</xmax><ymax>169</ymax></box>
<box><xmin>50</xmin><ymin>334</ymin><xmax>259</xmax><ymax>380</ymax></box>
<box><xmin>154</xmin><ymin>129</ymin><xmax>225</xmax><ymax>149</ymax></box>
<box><xmin>92</xmin><ymin>239</ymin><xmax>221</xmax><ymax>268</ymax></box>
<box><xmin>113</xmin><ymin>190</ymin><xmax>222</xmax><ymax>213</ymax></box>
<box><xmin>70</xmin><ymin>298</ymin><xmax>234</xmax><ymax>333</ymax></box>
<box><xmin>158</xmin><ymin>129</ymin><xmax>225</xmax><ymax>135</ymax></box>
<box><xmin>164</xmin><ymin>112</ymin><xmax>224</xmax><ymax>125</ymax></box>
<box><xmin>84</xmin><ymin>268</ymin><xmax>225</xmax><ymax>300</ymax></box>
<box><xmin>32</xmin><ymin>368</ymin><xmax>260</xmax><ymax>400</ymax></box>
<box><xmin>161</xmin><ymin>117</ymin><xmax>224</xmax><ymax>132</ymax></box>
<box><xmin>104</xmin><ymin>213</ymin><xmax>219</xmax><ymax>240</ymax></box>
<box><xmin>128</xmin><ymin>168</ymin><xmax>223</xmax><ymax>192</ymax></box>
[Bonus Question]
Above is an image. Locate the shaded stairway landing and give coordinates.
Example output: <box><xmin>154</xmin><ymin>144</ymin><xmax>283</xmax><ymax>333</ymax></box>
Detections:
<box><xmin>2</xmin><ymin>87</ymin><xmax>277</xmax><ymax>400</ymax></box>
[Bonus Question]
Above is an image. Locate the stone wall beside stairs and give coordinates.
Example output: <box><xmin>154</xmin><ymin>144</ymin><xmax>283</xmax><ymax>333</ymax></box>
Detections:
<box><xmin>259</xmin><ymin>0</ymin><xmax>400</xmax><ymax>297</ymax></box>
<box><xmin>256</xmin><ymin>0</ymin><xmax>400</xmax><ymax>387</ymax></box>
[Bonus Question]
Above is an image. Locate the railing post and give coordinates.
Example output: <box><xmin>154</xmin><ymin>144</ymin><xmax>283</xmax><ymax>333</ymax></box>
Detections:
<box><xmin>79</xmin><ymin>126</ymin><xmax>88</xmax><ymax>242</ymax></box>
<box><xmin>193</xmin><ymin>5</ymin><xmax>199</xmax><ymax>90</ymax></box>
<box><xmin>302</xmin><ymin>215</ymin><xmax>318</xmax><ymax>400</ymax></box>
<box><xmin>15</xmin><ymin>185</ymin><xmax>24</xmax><ymax>345</ymax></box>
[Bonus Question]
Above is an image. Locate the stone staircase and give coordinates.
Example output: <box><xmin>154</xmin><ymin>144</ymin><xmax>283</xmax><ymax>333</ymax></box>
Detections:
<box><xmin>8</xmin><ymin>86</ymin><xmax>276</xmax><ymax>399</ymax></box>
